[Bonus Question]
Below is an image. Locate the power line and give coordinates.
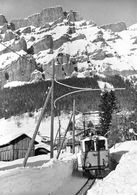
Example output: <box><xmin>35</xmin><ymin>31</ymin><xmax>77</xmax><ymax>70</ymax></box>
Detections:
<box><xmin>55</xmin><ymin>79</ymin><xmax>93</xmax><ymax>90</ymax></box>
<box><xmin>0</xmin><ymin>41</ymin><xmax>29</xmax><ymax>59</ymax></box>
<box><xmin>54</xmin><ymin>88</ymin><xmax>101</xmax><ymax>108</ymax></box>
<box><xmin>54</xmin><ymin>87</ymin><xmax>125</xmax><ymax>108</ymax></box>
<box><xmin>55</xmin><ymin>79</ymin><xmax>125</xmax><ymax>92</ymax></box>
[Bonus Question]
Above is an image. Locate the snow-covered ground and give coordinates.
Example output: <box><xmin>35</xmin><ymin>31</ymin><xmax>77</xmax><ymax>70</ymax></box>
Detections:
<box><xmin>1</xmin><ymin>111</ymin><xmax>137</xmax><ymax>194</ymax></box>
<box><xmin>0</xmin><ymin>140</ymin><xmax>137</xmax><ymax>194</ymax></box>
<box><xmin>0</xmin><ymin>111</ymin><xmax>74</xmax><ymax>141</ymax></box>
<box><xmin>0</xmin><ymin>153</ymin><xmax>78</xmax><ymax>195</ymax></box>
<box><xmin>87</xmin><ymin>141</ymin><xmax>137</xmax><ymax>195</ymax></box>
<box><xmin>0</xmin><ymin>108</ymin><xmax>137</xmax><ymax>195</ymax></box>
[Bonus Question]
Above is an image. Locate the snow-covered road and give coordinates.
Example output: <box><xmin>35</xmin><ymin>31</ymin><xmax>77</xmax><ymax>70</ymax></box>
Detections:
<box><xmin>0</xmin><ymin>165</ymin><xmax>88</xmax><ymax>195</ymax></box>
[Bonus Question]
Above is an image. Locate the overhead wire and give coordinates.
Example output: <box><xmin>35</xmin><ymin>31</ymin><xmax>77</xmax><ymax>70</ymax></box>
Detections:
<box><xmin>55</xmin><ymin>79</ymin><xmax>94</xmax><ymax>90</ymax></box>
<box><xmin>0</xmin><ymin>41</ymin><xmax>27</xmax><ymax>59</ymax></box>
<box><xmin>54</xmin><ymin>88</ymin><xmax>102</xmax><ymax>108</ymax></box>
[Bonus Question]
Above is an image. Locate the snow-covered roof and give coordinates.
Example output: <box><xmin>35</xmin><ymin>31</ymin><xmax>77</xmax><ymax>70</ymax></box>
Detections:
<box><xmin>35</xmin><ymin>142</ymin><xmax>50</xmax><ymax>152</ymax></box>
<box><xmin>0</xmin><ymin>132</ymin><xmax>40</xmax><ymax>147</ymax></box>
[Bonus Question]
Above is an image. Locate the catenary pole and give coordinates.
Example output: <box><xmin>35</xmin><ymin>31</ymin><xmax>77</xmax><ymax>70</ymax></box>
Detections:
<box><xmin>58</xmin><ymin>118</ymin><xmax>61</xmax><ymax>152</ymax></box>
<box><xmin>23</xmin><ymin>86</ymin><xmax>52</xmax><ymax>167</ymax></box>
<box><xmin>56</xmin><ymin>113</ymin><xmax>73</xmax><ymax>159</ymax></box>
<box><xmin>72</xmin><ymin>99</ymin><xmax>76</xmax><ymax>154</ymax></box>
<box><xmin>50</xmin><ymin>59</ymin><xmax>55</xmax><ymax>158</ymax></box>
<box><xmin>83</xmin><ymin>113</ymin><xmax>86</xmax><ymax>137</ymax></box>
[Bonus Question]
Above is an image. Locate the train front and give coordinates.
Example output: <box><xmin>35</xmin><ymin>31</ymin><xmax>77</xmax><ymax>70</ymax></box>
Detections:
<box><xmin>80</xmin><ymin>135</ymin><xmax>109</xmax><ymax>174</ymax></box>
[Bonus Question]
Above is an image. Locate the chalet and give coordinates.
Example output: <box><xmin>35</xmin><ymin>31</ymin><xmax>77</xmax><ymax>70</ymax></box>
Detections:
<box><xmin>0</xmin><ymin>132</ymin><xmax>50</xmax><ymax>161</ymax></box>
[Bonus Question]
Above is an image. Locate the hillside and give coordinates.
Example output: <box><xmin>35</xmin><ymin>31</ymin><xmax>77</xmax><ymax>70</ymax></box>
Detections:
<box><xmin>0</xmin><ymin>75</ymin><xmax>134</xmax><ymax>120</ymax></box>
<box><xmin>0</xmin><ymin>6</ymin><xmax>136</xmax><ymax>121</ymax></box>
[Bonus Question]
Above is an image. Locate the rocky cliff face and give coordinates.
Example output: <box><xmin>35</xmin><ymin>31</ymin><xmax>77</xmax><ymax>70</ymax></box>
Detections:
<box><xmin>0</xmin><ymin>15</ymin><xmax>7</xmax><ymax>26</ymax></box>
<box><xmin>33</xmin><ymin>35</ymin><xmax>53</xmax><ymax>53</ymax></box>
<box><xmin>101</xmin><ymin>22</ymin><xmax>127</xmax><ymax>32</ymax></box>
<box><xmin>0</xmin><ymin>54</ymin><xmax>36</xmax><ymax>87</ymax></box>
<box><xmin>11</xmin><ymin>7</ymin><xmax>65</xmax><ymax>29</ymax></box>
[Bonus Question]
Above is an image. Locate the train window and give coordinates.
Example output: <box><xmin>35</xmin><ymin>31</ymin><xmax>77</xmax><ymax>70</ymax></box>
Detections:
<box><xmin>96</xmin><ymin>140</ymin><xmax>105</xmax><ymax>150</ymax></box>
<box><xmin>85</xmin><ymin>140</ymin><xmax>94</xmax><ymax>152</ymax></box>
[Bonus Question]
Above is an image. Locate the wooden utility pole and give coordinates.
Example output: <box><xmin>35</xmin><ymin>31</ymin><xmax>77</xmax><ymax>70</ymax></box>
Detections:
<box><xmin>83</xmin><ymin>113</ymin><xmax>86</xmax><ymax>137</ymax></box>
<box><xmin>50</xmin><ymin>59</ymin><xmax>55</xmax><ymax>159</ymax></box>
<box><xmin>72</xmin><ymin>99</ymin><xmax>76</xmax><ymax>154</ymax></box>
<box><xmin>56</xmin><ymin>113</ymin><xmax>73</xmax><ymax>159</ymax></box>
<box><xmin>58</xmin><ymin>118</ymin><xmax>61</xmax><ymax>152</ymax></box>
<box><xmin>23</xmin><ymin>87</ymin><xmax>52</xmax><ymax>167</ymax></box>
<box><xmin>53</xmin><ymin>117</ymin><xmax>61</xmax><ymax>149</ymax></box>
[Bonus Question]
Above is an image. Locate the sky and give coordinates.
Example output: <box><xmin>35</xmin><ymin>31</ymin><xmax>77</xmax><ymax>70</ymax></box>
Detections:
<box><xmin>0</xmin><ymin>0</ymin><xmax>137</xmax><ymax>27</ymax></box>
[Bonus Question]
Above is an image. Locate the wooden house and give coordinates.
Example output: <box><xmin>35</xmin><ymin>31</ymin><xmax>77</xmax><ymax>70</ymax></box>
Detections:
<box><xmin>0</xmin><ymin>133</ymin><xmax>38</xmax><ymax>161</ymax></box>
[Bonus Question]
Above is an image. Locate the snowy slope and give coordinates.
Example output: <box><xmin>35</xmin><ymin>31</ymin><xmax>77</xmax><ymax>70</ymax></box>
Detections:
<box><xmin>0</xmin><ymin>110</ymin><xmax>100</xmax><ymax>142</ymax></box>
<box><xmin>0</xmin><ymin>111</ymin><xmax>72</xmax><ymax>140</ymax></box>
<box><xmin>30</xmin><ymin>20</ymin><xmax>137</xmax><ymax>74</ymax></box>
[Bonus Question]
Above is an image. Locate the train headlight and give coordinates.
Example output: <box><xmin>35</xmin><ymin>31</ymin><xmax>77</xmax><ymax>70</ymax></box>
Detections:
<box><xmin>103</xmin><ymin>159</ymin><xmax>108</xmax><ymax>167</ymax></box>
<box><xmin>86</xmin><ymin>162</ymin><xmax>91</xmax><ymax>168</ymax></box>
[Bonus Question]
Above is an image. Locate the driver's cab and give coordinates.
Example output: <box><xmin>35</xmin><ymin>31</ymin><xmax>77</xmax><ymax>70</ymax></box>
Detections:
<box><xmin>81</xmin><ymin>135</ymin><xmax>108</xmax><ymax>153</ymax></box>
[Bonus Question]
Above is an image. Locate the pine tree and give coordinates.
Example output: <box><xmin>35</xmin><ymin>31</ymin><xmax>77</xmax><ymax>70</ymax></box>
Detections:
<box><xmin>99</xmin><ymin>90</ymin><xmax>117</xmax><ymax>136</ymax></box>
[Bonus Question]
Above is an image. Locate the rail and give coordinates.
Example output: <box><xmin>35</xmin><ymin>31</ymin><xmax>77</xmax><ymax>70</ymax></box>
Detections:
<box><xmin>74</xmin><ymin>178</ymin><xmax>96</xmax><ymax>195</ymax></box>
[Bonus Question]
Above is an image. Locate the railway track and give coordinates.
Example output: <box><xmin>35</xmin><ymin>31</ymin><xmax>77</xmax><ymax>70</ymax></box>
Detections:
<box><xmin>74</xmin><ymin>178</ymin><xmax>96</xmax><ymax>195</ymax></box>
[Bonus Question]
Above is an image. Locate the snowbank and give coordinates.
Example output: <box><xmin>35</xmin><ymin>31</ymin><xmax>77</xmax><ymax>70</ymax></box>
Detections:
<box><xmin>0</xmin><ymin>154</ymin><xmax>50</xmax><ymax>169</ymax></box>
<box><xmin>0</xmin><ymin>153</ymin><xmax>76</xmax><ymax>195</ymax></box>
<box><xmin>110</xmin><ymin>141</ymin><xmax>137</xmax><ymax>163</ymax></box>
<box><xmin>88</xmin><ymin>141</ymin><xmax>137</xmax><ymax>195</ymax></box>
<box><xmin>110</xmin><ymin>141</ymin><xmax>137</xmax><ymax>154</ymax></box>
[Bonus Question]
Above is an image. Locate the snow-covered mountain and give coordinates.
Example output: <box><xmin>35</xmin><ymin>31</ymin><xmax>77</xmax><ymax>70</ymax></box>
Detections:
<box><xmin>0</xmin><ymin>6</ymin><xmax>137</xmax><ymax>88</ymax></box>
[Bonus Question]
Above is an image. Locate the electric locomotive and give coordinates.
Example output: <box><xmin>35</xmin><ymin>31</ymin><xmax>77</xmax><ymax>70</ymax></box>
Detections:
<box><xmin>78</xmin><ymin>135</ymin><xmax>109</xmax><ymax>177</ymax></box>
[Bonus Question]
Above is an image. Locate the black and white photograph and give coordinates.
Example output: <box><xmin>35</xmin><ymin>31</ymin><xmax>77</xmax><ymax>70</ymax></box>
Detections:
<box><xmin>0</xmin><ymin>0</ymin><xmax>137</xmax><ymax>194</ymax></box>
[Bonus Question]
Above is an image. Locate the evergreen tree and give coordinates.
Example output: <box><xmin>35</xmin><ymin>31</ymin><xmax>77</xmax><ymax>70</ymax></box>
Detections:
<box><xmin>99</xmin><ymin>90</ymin><xmax>117</xmax><ymax>136</ymax></box>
